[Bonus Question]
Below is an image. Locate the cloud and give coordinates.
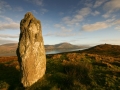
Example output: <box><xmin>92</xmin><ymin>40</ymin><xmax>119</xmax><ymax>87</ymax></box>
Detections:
<box><xmin>103</xmin><ymin>0</ymin><xmax>120</xmax><ymax>13</ymax></box>
<box><xmin>54</xmin><ymin>24</ymin><xmax>73</xmax><ymax>33</ymax></box>
<box><xmin>113</xmin><ymin>20</ymin><xmax>120</xmax><ymax>30</ymax></box>
<box><xmin>0</xmin><ymin>0</ymin><xmax>24</xmax><ymax>13</ymax></box>
<box><xmin>40</xmin><ymin>8</ymin><xmax>48</xmax><ymax>14</ymax></box>
<box><xmin>60</xmin><ymin>27</ymin><xmax>72</xmax><ymax>32</ymax></box>
<box><xmin>107</xmin><ymin>19</ymin><xmax>120</xmax><ymax>29</ymax></box>
<box><xmin>32</xmin><ymin>10</ymin><xmax>38</xmax><ymax>14</ymax></box>
<box><xmin>0</xmin><ymin>15</ymin><xmax>13</xmax><ymax>22</ymax></box>
<box><xmin>44</xmin><ymin>32</ymin><xmax>54</xmax><ymax>37</ymax></box>
<box><xmin>55</xmin><ymin>32</ymin><xmax>78</xmax><ymax>37</ymax></box>
<box><xmin>113</xmin><ymin>20</ymin><xmax>120</xmax><ymax>25</ymax></box>
<box><xmin>53</xmin><ymin>7</ymin><xmax>91</xmax><ymax>37</ymax></box>
<box><xmin>105</xmin><ymin>19</ymin><xmax>120</xmax><ymax>30</ymax></box>
<box><xmin>31</xmin><ymin>9</ymin><xmax>47</xmax><ymax>15</ymax></box>
<box><xmin>115</xmin><ymin>26</ymin><xmax>120</xmax><ymax>30</ymax></box>
<box><xmin>0</xmin><ymin>0</ymin><xmax>11</xmax><ymax>13</ymax></box>
<box><xmin>82</xmin><ymin>17</ymin><xmax>117</xmax><ymax>32</ymax></box>
<box><xmin>102</xmin><ymin>13</ymin><xmax>110</xmax><ymax>18</ymax></box>
<box><xmin>0</xmin><ymin>34</ymin><xmax>18</xmax><ymax>38</ymax></box>
<box><xmin>26</xmin><ymin>0</ymin><xmax>43</xmax><ymax>6</ymax></box>
<box><xmin>62</xmin><ymin>7</ymin><xmax>91</xmax><ymax>26</ymax></box>
<box><xmin>94</xmin><ymin>0</ymin><xmax>107</xmax><ymax>8</ymax></box>
<box><xmin>0</xmin><ymin>23</ymin><xmax>19</xmax><ymax>30</ymax></box>
<box><xmin>82</xmin><ymin>22</ymin><xmax>109</xmax><ymax>31</ymax></box>
<box><xmin>105</xmin><ymin>17</ymin><xmax>116</xmax><ymax>23</ymax></box>
<box><xmin>84</xmin><ymin>2</ymin><xmax>93</xmax><ymax>8</ymax></box>
<box><xmin>77</xmin><ymin>7</ymin><xmax>91</xmax><ymax>16</ymax></box>
<box><xmin>101</xmin><ymin>39</ymin><xmax>120</xmax><ymax>45</ymax></box>
<box><xmin>54</xmin><ymin>24</ymin><xmax>62</xmax><ymax>28</ymax></box>
<box><xmin>14</xmin><ymin>7</ymin><xmax>23</xmax><ymax>12</ymax></box>
<box><xmin>0</xmin><ymin>15</ymin><xmax>19</xmax><ymax>30</ymax></box>
<box><xmin>91</xmin><ymin>11</ymin><xmax>100</xmax><ymax>16</ymax></box>
<box><xmin>69</xmin><ymin>39</ymin><xmax>84</xmax><ymax>44</ymax></box>
<box><xmin>0</xmin><ymin>38</ymin><xmax>17</xmax><ymax>45</ymax></box>
<box><xmin>44</xmin><ymin>26</ymin><xmax>80</xmax><ymax>37</ymax></box>
<box><xmin>44</xmin><ymin>32</ymin><xmax>80</xmax><ymax>37</ymax></box>
<box><xmin>34</xmin><ymin>0</ymin><xmax>43</xmax><ymax>6</ymax></box>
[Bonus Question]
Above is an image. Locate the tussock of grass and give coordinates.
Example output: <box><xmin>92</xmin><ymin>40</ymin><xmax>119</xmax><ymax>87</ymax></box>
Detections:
<box><xmin>63</xmin><ymin>61</ymin><xmax>92</xmax><ymax>84</ymax></box>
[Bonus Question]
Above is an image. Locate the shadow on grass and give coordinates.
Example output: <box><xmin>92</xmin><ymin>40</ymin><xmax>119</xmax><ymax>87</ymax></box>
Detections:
<box><xmin>27</xmin><ymin>73</ymin><xmax>73</xmax><ymax>90</ymax></box>
<box><xmin>92</xmin><ymin>62</ymin><xmax>108</xmax><ymax>67</ymax></box>
<box><xmin>111</xmin><ymin>62</ymin><xmax>120</xmax><ymax>67</ymax></box>
<box><xmin>0</xmin><ymin>63</ymin><xmax>21</xmax><ymax>90</ymax></box>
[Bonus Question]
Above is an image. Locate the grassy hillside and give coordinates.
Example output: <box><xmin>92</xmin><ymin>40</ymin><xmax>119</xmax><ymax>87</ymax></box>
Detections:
<box><xmin>0</xmin><ymin>44</ymin><xmax>120</xmax><ymax>90</ymax></box>
<box><xmin>83</xmin><ymin>44</ymin><xmax>120</xmax><ymax>57</ymax></box>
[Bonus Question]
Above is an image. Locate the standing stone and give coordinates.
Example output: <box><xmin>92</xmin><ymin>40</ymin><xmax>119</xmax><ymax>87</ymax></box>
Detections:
<box><xmin>17</xmin><ymin>12</ymin><xmax>46</xmax><ymax>87</ymax></box>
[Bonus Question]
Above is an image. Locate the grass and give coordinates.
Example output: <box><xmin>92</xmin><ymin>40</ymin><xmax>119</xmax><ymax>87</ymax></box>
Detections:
<box><xmin>0</xmin><ymin>50</ymin><xmax>120</xmax><ymax>90</ymax></box>
<box><xmin>0</xmin><ymin>60</ymin><xmax>20</xmax><ymax>90</ymax></box>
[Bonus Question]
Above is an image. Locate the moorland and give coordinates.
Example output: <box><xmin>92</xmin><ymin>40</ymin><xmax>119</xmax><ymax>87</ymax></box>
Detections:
<box><xmin>0</xmin><ymin>44</ymin><xmax>120</xmax><ymax>90</ymax></box>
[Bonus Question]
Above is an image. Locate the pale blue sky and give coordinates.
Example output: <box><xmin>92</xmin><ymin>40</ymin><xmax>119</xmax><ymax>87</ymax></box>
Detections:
<box><xmin>0</xmin><ymin>0</ymin><xmax>120</xmax><ymax>45</ymax></box>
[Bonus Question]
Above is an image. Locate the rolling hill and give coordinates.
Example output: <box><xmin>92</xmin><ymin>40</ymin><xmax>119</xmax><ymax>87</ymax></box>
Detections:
<box><xmin>82</xmin><ymin>44</ymin><xmax>120</xmax><ymax>57</ymax></box>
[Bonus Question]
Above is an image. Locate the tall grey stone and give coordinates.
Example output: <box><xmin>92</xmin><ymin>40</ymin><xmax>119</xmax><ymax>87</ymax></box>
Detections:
<box><xmin>17</xmin><ymin>12</ymin><xmax>46</xmax><ymax>87</ymax></box>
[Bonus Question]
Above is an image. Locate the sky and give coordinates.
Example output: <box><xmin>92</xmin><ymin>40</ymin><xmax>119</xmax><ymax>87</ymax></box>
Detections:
<box><xmin>0</xmin><ymin>0</ymin><xmax>120</xmax><ymax>46</ymax></box>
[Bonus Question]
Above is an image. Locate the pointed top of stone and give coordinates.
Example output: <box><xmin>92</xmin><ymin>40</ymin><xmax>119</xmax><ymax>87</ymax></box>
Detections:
<box><xmin>20</xmin><ymin>12</ymin><xmax>40</xmax><ymax>32</ymax></box>
<box><xmin>24</xmin><ymin>12</ymin><xmax>34</xmax><ymax>19</ymax></box>
<box><xmin>25</xmin><ymin>12</ymin><xmax>33</xmax><ymax>16</ymax></box>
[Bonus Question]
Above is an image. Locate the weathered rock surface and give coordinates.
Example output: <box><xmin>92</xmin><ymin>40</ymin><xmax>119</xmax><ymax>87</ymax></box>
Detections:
<box><xmin>16</xmin><ymin>12</ymin><xmax>46</xmax><ymax>87</ymax></box>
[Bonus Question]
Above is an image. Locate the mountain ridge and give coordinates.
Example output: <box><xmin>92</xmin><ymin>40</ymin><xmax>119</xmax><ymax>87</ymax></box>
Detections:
<box><xmin>0</xmin><ymin>43</ymin><xmax>120</xmax><ymax>57</ymax></box>
<box><xmin>0</xmin><ymin>42</ymin><xmax>88</xmax><ymax>56</ymax></box>
<box><xmin>45</xmin><ymin>42</ymin><xmax>83</xmax><ymax>50</ymax></box>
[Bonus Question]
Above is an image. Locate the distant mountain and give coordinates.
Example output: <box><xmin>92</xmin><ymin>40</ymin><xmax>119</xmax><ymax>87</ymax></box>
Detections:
<box><xmin>0</xmin><ymin>42</ymin><xmax>88</xmax><ymax>56</ymax></box>
<box><xmin>45</xmin><ymin>42</ymin><xmax>83</xmax><ymax>50</ymax></box>
<box><xmin>0</xmin><ymin>43</ymin><xmax>17</xmax><ymax>56</ymax></box>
